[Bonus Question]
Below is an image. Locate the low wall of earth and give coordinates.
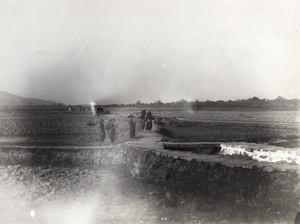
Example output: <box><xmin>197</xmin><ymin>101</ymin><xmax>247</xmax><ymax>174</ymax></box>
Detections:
<box><xmin>125</xmin><ymin>147</ymin><xmax>300</xmax><ymax>211</ymax></box>
<box><xmin>0</xmin><ymin>145</ymin><xmax>299</xmax><ymax>211</ymax></box>
<box><xmin>0</xmin><ymin>146</ymin><xmax>126</xmax><ymax>167</ymax></box>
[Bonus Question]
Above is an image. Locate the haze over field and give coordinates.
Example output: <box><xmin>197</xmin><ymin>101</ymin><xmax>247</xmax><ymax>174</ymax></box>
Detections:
<box><xmin>0</xmin><ymin>0</ymin><xmax>299</xmax><ymax>105</ymax></box>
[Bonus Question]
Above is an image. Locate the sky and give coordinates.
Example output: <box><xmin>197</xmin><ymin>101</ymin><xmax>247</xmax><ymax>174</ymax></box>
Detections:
<box><xmin>0</xmin><ymin>0</ymin><xmax>299</xmax><ymax>105</ymax></box>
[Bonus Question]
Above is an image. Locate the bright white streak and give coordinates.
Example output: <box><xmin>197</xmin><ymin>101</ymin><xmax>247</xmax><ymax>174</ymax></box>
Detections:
<box><xmin>90</xmin><ymin>102</ymin><xmax>96</xmax><ymax>115</ymax></box>
<box><xmin>30</xmin><ymin>210</ymin><xmax>35</xmax><ymax>217</ymax></box>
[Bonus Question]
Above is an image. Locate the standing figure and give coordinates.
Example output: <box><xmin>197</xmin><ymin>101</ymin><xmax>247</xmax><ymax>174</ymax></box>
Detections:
<box><xmin>128</xmin><ymin>115</ymin><xmax>136</xmax><ymax>139</ymax></box>
<box><xmin>106</xmin><ymin>119</ymin><xmax>116</xmax><ymax>145</ymax></box>
<box><xmin>145</xmin><ymin>111</ymin><xmax>153</xmax><ymax>132</ymax></box>
<box><xmin>139</xmin><ymin>110</ymin><xmax>146</xmax><ymax>131</ymax></box>
<box><xmin>99</xmin><ymin>119</ymin><xmax>106</xmax><ymax>145</ymax></box>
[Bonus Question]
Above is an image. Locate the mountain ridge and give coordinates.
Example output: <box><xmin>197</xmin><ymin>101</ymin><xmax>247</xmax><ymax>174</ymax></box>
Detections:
<box><xmin>0</xmin><ymin>91</ymin><xmax>59</xmax><ymax>106</ymax></box>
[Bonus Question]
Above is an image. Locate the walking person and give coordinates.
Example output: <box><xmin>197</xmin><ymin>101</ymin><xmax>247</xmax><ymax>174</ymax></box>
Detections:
<box><xmin>99</xmin><ymin>119</ymin><xmax>106</xmax><ymax>146</ymax></box>
<box><xmin>106</xmin><ymin>118</ymin><xmax>116</xmax><ymax>145</ymax></box>
<box><xmin>128</xmin><ymin>114</ymin><xmax>136</xmax><ymax>139</ymax></box>
<box><xmin>145</xmin><ymin>111</ymin><xmax>153</xmax><ymax>133</ymax></box>
<box><xmin>139</xmin><ymin>110</ymin><xmax>146</xmax><ymax>131</ymax></box>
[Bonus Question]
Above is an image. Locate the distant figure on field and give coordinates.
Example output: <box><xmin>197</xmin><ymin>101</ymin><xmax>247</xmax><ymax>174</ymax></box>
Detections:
<box><xmin>99</xmin><ymin>119</ymin><xmax>106</xmax><ymax>145</ymax></box>
<box><xmin>106</xmin><ymin>119</ymin><xmax>116</xmax><ymax>145</ymax></box>
<box><xmin>128</xmin><ymin>114</ymin><xmax>136</xmax><ymax>139</ymax></box>
<box><xmin>145</xmin><ymin>111</ymin><xmax>154</xmax><ymax>132</ymax></box>
<box><xmin>96</xmin><ymin>106</ymin><xmax>101</xmax><ymax>115</ymax></box>
<box><xmin>139</xmin><ymin>110</ymin><xmax>146</xmax><ymax>130</ymax></box>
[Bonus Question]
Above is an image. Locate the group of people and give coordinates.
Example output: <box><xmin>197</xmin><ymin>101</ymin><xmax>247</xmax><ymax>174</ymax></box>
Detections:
<box><xmin>128</xmin><ymin>110</ymin><xmax>154</xmax><ymax>139</ymax></box>
<box><xmin>139</xmin><ymin>110</ymin><xmax>154</xmax><ymax>133</ymax></box>
<box><xmin>98</xmin><ymin>110</ymin><xmax>155</xmax><ymax>145</ymax></box>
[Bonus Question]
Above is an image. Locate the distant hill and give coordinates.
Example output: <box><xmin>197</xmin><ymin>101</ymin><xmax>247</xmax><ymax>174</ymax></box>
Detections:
<box><xmin>0</xmin><ymin>91</ymin><xmax>58</xmax><ymax>106</ymax></box>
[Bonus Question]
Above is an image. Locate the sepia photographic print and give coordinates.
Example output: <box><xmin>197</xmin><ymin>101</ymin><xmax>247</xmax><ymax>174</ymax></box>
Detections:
<box><xmin>0</xmin><ymin>0</ymin><xmax>299</xmax><ymax>223</ymax></box>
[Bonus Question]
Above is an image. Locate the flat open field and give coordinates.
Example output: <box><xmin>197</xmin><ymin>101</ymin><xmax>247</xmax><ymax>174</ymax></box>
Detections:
<box><xmin>109</xmin><ymin>107</ymin><xmax>300</xmax><ymax>123</ymax></box>
<box><xmin>0</xmin><ymin>107</ymin><xmax>299</xmax><ymax>223</ymax></box>
<box><xmin>0</xmin><ymin>106</ymin><xmax>299</xmax><ymax>148</ymax></box>
<box><xmin>110</xmin><ymin>107</ymin><xmax>300</xmax><ymax>147</ymax></box>
<box><xmin>0</xmin><ymin>109</ymin><xmax>132</xmax><ymax>146</ymax></box>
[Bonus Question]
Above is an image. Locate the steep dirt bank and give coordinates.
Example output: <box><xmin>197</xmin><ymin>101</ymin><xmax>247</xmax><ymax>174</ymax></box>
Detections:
<box><xmin>3</xmin><ymin>164</ymin><xmax>296</xmax><ymax>224</ymax></box>
<box><xmin>125</xmin><ymin>147</ymin><xmax>300</xmax><ymax>211</ymax></box>
<box><xmin>1</xmin><ymin>145</ymin><xmax>299</xmax><ymax>223</ymax></box>
<box><xmin>2</xmin><ymin>144</ymin><xmax>299</xmax><ymax>213</ymax></box>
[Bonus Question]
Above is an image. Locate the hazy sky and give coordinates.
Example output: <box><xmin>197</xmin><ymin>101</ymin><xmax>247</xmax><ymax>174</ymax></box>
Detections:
<box><xmin>0</xmin><ymin>0</ymin><xmax>299</xmax><ymax>104</ymax></box>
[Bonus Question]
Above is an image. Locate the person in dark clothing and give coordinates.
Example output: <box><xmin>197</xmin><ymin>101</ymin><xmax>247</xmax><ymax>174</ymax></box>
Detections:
<box><xmin>128</xmin><ymin>114</ymin><xmax>136</xmax><ymax>139</ymax></box>
<box><xmin>99</xmin><ymin>119</ymin><xmax>106</xmax><ymax>145</ymax></box>
<box><xmin>139</xmin><ymin>110</ymin><xmax>146</xmax><ymax>131</ymax></box>
<box><xmin>106</xmin><ymin>119</ymin><xmax>116</xmax><ymax>145</ymax></box>
<box><xmin>145</xmin><ymin>111</ymin><xmax>153</xmax><ymax>132</ymax></box>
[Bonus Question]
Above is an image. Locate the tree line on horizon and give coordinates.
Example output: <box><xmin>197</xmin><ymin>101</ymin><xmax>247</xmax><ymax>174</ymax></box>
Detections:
<box><xmin>105</xmin><ymin>96</ymin><xmax>300</xmax><ymax>110</ymax></box>
<box><xmin>4</xmin><ymin>96</ymin><xmax>298</xmax><ymax>111</ymax></box>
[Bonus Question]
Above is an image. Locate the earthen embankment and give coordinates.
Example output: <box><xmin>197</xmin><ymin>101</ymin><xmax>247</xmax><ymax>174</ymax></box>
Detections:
<box><xmin>1</xmin><ymin>124</ymin><xmax>300</xmax><ymax>211</ymax></box>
